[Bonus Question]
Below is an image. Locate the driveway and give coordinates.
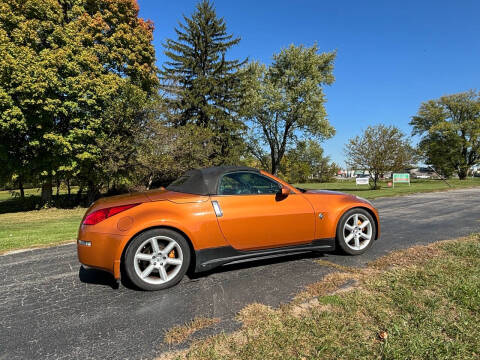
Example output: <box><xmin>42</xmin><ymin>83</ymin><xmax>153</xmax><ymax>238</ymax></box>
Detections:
<box><xmin>1</xmin><ymin>188</ymin><xmax>479</xmax><ymax>359</ymax></box>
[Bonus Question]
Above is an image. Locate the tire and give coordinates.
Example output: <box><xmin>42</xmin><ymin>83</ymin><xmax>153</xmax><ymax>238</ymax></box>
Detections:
<box><xmin>124</xmin><ymin>228</ymin><xmax>191</xmax><ymax>291</ymax></box>
<box><xmin>336</xmin><ymin>208</ymin><xmax>376</xmax><ymax>255</ymax></box>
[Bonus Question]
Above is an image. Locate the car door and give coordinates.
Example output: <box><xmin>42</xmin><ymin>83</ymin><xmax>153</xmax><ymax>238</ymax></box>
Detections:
<box><xmin>209</xmin><ymin>172</ymin><xmax>315</xmax><ymax>250</ymax></box>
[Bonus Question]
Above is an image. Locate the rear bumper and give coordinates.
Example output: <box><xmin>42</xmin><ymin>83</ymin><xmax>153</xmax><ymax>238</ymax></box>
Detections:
<box><xmin>77</xmin><ymin>230</ymin><xmax>127</xmax><ymax>279</ymax></box>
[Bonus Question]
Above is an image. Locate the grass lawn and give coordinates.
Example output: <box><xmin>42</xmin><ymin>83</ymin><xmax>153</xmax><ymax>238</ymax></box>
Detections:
<box><xmin>163</xmin><ymin>234</ymin><xmax>480</xmax><ymax>359</ymax></box>
<box><xmin>0</xmin><ymin>207</ymin><xmax>85</xmax><ymax>253</ymax></box>
<box><xmin>296</xmin><ymin>177</ymin><xmax>480</xmax><ymax>199</ymax></box>
<box><xmin>0</xmin><ymin>187</ymin><xmax>41</xmax><ymax>202</ymax></box>
<box><xmin>0</xmin><ymin>186</ymin><xmax>80</xmax><ymax>202</ymax></box>
<box><xmin>0</xmin><ymin>186</ymin><xmax>81</xmax><ymax>214</ymax></box>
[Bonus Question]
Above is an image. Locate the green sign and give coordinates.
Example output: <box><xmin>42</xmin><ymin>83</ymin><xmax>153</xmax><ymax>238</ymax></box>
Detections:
<box><xmin>393</xmin><ymin>173</ymin><xmax>410</xmax><ymax>187</ymax></box>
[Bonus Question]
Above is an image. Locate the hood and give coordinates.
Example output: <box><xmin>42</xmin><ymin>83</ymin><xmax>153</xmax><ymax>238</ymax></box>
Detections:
<box><xmin>303</xmin><ymin>189</ymin><xmax>374</xmax><ymax>207</ymax></box>
<box><xmin>303</xmin><ymin>189</ymin><xmax>354</xmax><ymax>197</ymax></box>
<box><xmin>302</xmin><ymin>189</ymin><xmax>376</xmax><ymax>210</ymax></box>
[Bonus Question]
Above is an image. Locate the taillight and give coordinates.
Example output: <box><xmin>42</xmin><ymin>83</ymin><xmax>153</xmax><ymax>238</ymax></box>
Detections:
<box><xmin>83</xmin><ymin>203</ymin><xmax>140</xmax><ymax>225</ymax></box>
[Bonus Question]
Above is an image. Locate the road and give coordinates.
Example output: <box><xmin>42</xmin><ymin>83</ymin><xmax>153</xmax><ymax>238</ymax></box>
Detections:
<box><xmin>1</xmin><ymin>188</ymin><xmax>479</xmax><ymax>359</ymax></box>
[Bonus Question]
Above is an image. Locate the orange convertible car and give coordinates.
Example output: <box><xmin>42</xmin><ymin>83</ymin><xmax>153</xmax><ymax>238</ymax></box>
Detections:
<box><xmin>77</xmin><ymin>166</ymin><xmax>380</xmax><ymax>290</ymax></box>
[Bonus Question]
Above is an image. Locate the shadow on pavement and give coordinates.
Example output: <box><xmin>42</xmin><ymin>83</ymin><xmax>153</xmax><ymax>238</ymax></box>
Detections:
<box><xmin>78</xmin><ymin>266</ymin><xmax>119</xmax><ymax>289</ymax></box>
<box><xmin>78</xmin><ymin>251</ymin><xmax>329</xmax><ymax>291</ymax></box>
<box><xmin>187</xmin><ymin>250</ymin><xmax>327</xmax><ymax>280</ymax></box>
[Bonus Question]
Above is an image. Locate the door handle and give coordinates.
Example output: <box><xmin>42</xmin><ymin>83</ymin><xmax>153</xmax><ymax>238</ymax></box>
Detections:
<box><xmin>211</xmin><ymin>200</ymin><xmax>223</xmax><ymax>217</ymax></box>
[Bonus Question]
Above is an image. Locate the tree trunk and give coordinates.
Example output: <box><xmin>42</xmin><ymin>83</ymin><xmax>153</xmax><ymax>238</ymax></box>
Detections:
<box><xmin>41</xmin><ymin>176</ymin><xmax>53</xmax><ymax>203</ymax></box>
<box><xmin>76</xmin><ymin>184</ymin><xmax>84</xmax><ymax>204</ymax></box>
<box><xmin>147</xmin><ymin>174</ymin><xmax>153</xmax><ymax>190</ymax></box>
<box><xmin>86</xmin><ymin>180</ymin><xmax>98</xmax><ymax>204</ymax></box>
<box><xmin>270</xmin><ymin>149</ymin><xmax>278</xmax><ymax>175</ymax></box>
<box><xmin>458</xmin><ymin>166</ymin><xmax>468</xmax><ymax>180</ymax></box>
<box><xmin>370</xmin><ymin>173</ymin><xmax>379</xmax><ymax>190</ymax></box>
<box><xmin>18</xmin><ymin>179</ymin><xmax>25</xmax><ymax>199</ymax></box>
<box><xmin>66</xmin><ymin>179</ymin><xmax>71</xmax><ymax>197</ymax></box>
<box><xmin>271</xmin><ymin>163</ymin><xmax>277</xmax><ymax>175</ymax></box>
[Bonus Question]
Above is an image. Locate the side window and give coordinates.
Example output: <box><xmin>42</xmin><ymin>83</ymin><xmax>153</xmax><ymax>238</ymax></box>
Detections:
<box><xmin>218</xmin><ymin>172</ymin><xmax>281</xmax><ymax>195</ymax></box>
<box><xmin>218</xmin><ymin>175</ymin><xmax>244</xmax><ymax>195</ymax></box>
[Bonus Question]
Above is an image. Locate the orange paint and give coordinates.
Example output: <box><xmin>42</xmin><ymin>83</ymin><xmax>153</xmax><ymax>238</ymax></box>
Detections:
<box><xmin>210</xmin><ymin>193</ymin><xmax>315</xmax><ymax>250</ymax></box>
<box><xmin>77</xmin><ymin>170</ymin><xmax>380</xmax><ymax>279</ymax></box>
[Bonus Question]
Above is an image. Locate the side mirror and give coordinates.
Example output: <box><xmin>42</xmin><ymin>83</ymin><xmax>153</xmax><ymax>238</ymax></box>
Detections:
<box><xmin>276</xmin><ymin>186</ymin><xmax>290</xmax><ymax>200</ymax></box>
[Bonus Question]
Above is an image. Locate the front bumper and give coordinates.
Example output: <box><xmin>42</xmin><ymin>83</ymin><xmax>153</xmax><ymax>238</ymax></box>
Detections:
<box><xmin>77</xmin><ymin>229</ymin><xmax>127</xmax><ymax>279</ymax></box>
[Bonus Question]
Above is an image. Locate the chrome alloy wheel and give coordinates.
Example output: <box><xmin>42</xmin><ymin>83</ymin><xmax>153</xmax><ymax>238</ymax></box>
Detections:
<box><xmin>133</xmin><ymin>236</ymin><xmax>183</xmax><ymax>285</ymax></box>
<box><xmin>342</xmin><ymin>213</ymin><xmax>373</xmax><ymax>251</ymax></box>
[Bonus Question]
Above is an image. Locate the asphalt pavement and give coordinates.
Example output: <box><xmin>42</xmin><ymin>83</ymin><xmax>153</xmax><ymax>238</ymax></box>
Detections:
<box><xmin>1</xmin><ymin>188</ymin><xmax>479</xmax><ymax>359</ymax></box>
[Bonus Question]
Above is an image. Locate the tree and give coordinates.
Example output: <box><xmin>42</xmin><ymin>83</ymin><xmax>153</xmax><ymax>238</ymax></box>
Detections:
<box><xmin>0</xmin><ymin>0</ymin><xmax>158</xmax><ymax>202</ymax></box>
<box><xmin>345</xmin><ymin>125</ymin><xmax>415</xmax><ymax>189</ymax></box>
<box><xmin>242</xmin><ymin>44</ymin><xmax>336</xmax><ymax>175</ymax></box>
<box><xmin>135</xmin><ymin>120</ymin><xmax>216</xmax><ymax>189</ymax></box>
<box><xmin>281</xmin><ymin>140</ymin><xmax>337</xmax><ymax>183</ymax></box>
<box><xmin>160</xmin><ymin>0</ymin><xmax>246</xmax><ymax>164</ymax></box>
<box><xmin>410</xmin><ymin>91</ymin><xmax>480</xmax><ymax>179</ymax></box>
<box><xmin>79</xmin><ymin>83</ymin><xmax>156</xmax><ymax>201</ymax></box>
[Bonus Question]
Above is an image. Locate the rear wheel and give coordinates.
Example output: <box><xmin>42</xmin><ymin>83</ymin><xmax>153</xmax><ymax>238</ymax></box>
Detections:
<box><xmin>336</xmin><ymin>208</ymin><xmax>376</xmax><ymax>255</ymax></box>
<box><xmin>124</xmin><ymin>229</ymin><xmax>190</xmax><ymax>291</ymax></box>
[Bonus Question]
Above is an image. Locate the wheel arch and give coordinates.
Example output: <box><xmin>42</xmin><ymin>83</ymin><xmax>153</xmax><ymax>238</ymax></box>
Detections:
<box><xmin>336</xmin><ymin>206</ymin><xmax>379</xmax><ymax>240</ymax></box>
<box><xmin>119</xmin><ymin>225</ymin><xmax>197</xmax><ymax>275</ymax></box>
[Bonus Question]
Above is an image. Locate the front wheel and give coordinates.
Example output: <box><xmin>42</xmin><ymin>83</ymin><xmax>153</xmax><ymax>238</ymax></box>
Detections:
<box><xmin>124</xmin><ymin>229</ymin><xmax>191</xmax><ymax>291</ymax></box>
<box><xmin>336</xmin><ymin>208</ymin><xmax>376</xmax><ymax>255</ymax></box>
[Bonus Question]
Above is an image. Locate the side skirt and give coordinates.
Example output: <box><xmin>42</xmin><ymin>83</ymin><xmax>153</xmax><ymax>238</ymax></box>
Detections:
<box><xmin>194</xmin><ymin>238</ymin><xmax>335</xmax><ymax>272</ymax></box>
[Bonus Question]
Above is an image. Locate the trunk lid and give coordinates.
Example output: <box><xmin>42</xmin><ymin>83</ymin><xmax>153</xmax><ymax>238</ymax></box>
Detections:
<box><xmin>145</xmin><ymin>188</ymin><xmax>208</xmax><ymax>203</ymax></box>
<box><xmin>86</xmin><ymin>188</ymin><xmax>208</xmax><ymax>216</ymax></box>
<box><xmin>90</xmin><ymin>191</ymin><xmax>150</xmax><ymax>210</ymax></box>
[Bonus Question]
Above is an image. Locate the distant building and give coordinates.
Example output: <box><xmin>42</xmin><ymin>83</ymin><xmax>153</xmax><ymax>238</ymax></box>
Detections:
<box><xmin>408</xmin><ymin>167</ymin><xmax>440</xmax><ymax>179</ymax></box>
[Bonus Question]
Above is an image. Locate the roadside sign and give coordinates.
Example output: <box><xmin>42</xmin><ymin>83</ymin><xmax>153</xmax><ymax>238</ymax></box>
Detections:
<box><xmin>356</xmin><ymin>177</ymin><xmax>369</xmax><ymax>186</ymax></box>
<box><xmin>392</xmin><ymin>173</ymin><xmax>410</xmax><ymax>188</ymax></box>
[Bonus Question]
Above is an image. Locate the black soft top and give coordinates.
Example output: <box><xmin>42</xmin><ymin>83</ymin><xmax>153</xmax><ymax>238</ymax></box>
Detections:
<box><xmin>166</xmin><ymin>166</ymin><xmax>260</xmax><ymax>195</ymax></box>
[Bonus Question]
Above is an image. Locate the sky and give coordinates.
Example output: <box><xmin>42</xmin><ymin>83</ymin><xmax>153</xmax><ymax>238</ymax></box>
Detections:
<box><xmin>137</xmin><ymin>0</ymin><xmax>480</xmax><ymax>167</ymax></box>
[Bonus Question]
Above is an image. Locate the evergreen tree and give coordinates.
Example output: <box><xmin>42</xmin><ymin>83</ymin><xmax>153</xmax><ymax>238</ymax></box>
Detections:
<box><xmin>161</xmin><ymin>0</ymin><xmax>246</xmax><ymax>164</ymax></box>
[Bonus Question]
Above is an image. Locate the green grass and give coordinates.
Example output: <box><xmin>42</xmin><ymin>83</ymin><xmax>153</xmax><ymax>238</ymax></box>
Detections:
<box><xmin>0</xmin><ymin>186</ymin><xmax>81</xmax><ymax>214</ymax></box>
<box><xmin>0</xmin><ymin>186</ymin><xmax>79</xmax><ymax>202</ymax></box>
<box><xmin>0</xmin><ymin>187</ymin><xmax>41</xmax><ymax>202</ymax></box>
<box><xmin>0</xmin><ymin>207</ymin><xmax>85</xmax><ymax>253</ymax></box>
<box><xmin>296</xmin><ymin>178</ymin><xmax>480</xmax><ymax>199</ymax></box>
<box><xmin>168</xmin><ymin>234</ymin><xmax>480</xmax><ymax>359</ymax></box>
